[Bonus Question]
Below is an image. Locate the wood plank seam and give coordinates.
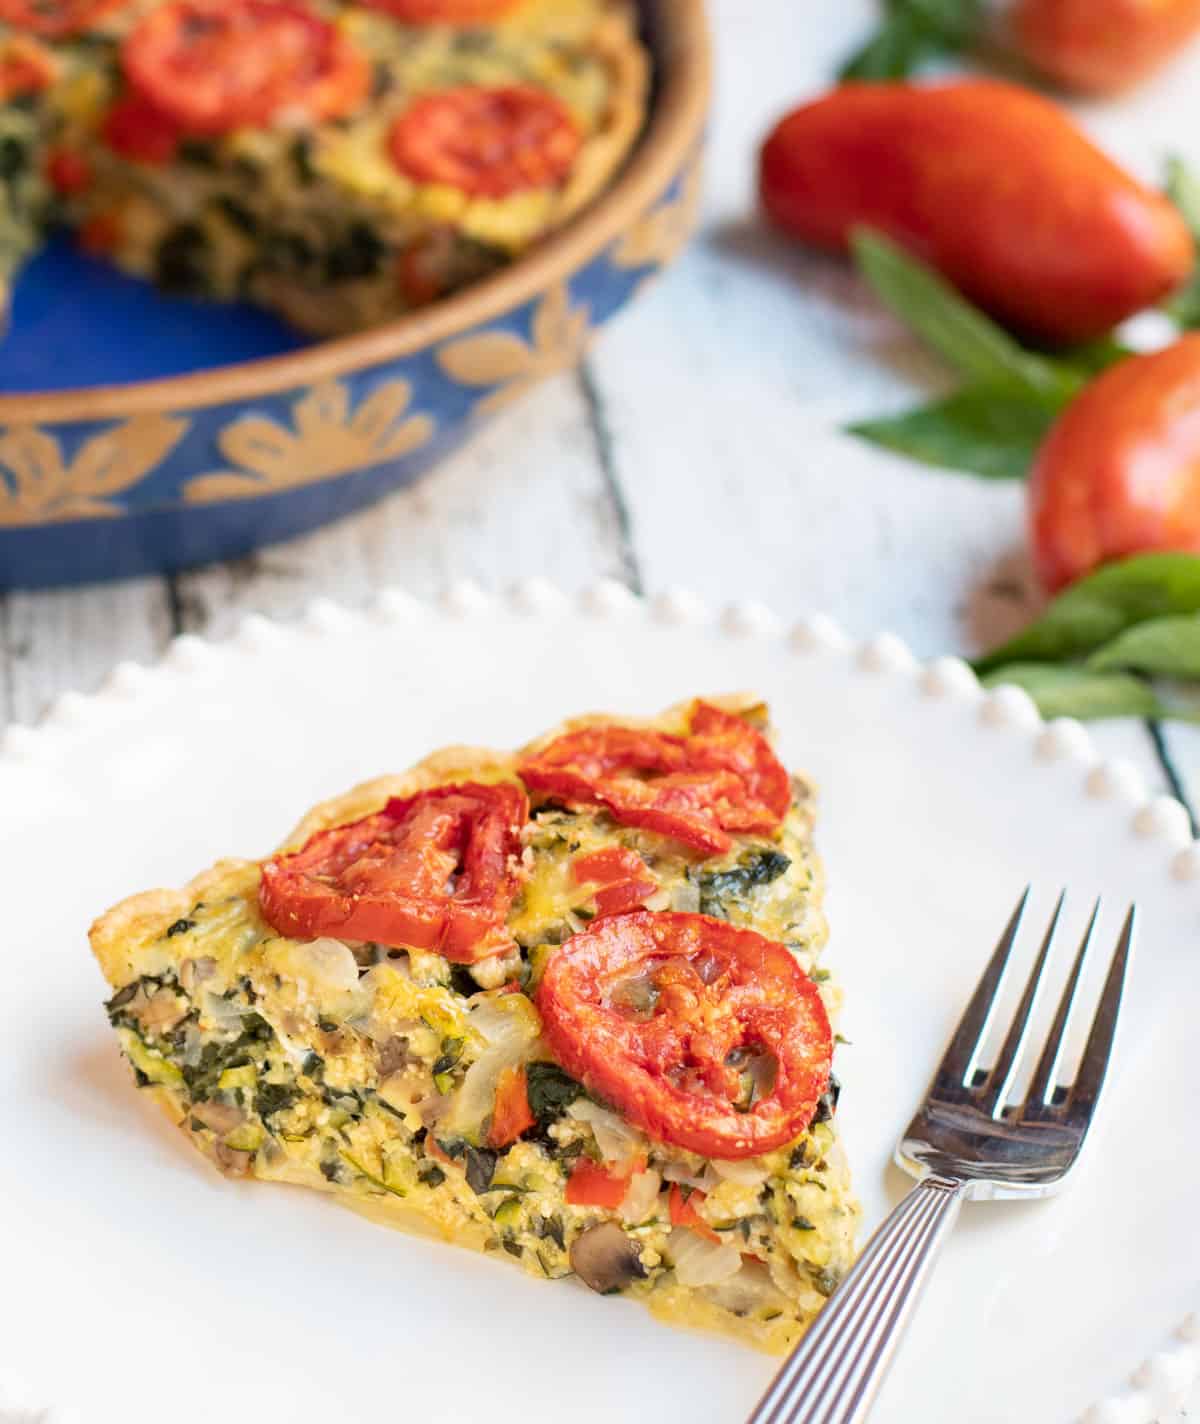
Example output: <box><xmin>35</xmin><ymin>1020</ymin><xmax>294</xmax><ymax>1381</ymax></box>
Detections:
<box><xmin>578</xmin><ymin>360</ymin><xmax>645</xmax><ymax>596</ymax></box>
<box><xmin>166</xmin><ymin>575</ymin><xmax>187</xmax><ymax>637</ymax></box>
<box><xmin>0</xmin><ymin>594</ymin><xmax>14</xmax><ymax>725</ymax></box>
<box><xmin>1145</xmin><ymin>720</ymin><xmax>1199</xmax><ymax>835</ymax></box>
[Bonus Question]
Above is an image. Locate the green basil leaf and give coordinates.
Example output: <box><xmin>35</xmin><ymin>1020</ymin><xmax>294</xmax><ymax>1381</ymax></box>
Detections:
<box><xmin>1167</xmin><ymin>281</ymin><xmax>1200</xmax><ymax>329</ymax></box>
<box><xmin>974</xmin><ymin>553</ymin><xmax>1200</xmax><ymax>673</ymax></box>
<box><xmin>839</xmin><ymin>0</ymin><xmax>983</xmax><ymax>80</ymax></box>
<box><xmin>849</xmin><ymin>228</ymin><xmax>1082</xmax><ymax>402</ymax></box>
<box><xmin>846</xmin><ymin>383</ymin><xmax>1058</xmax><ymax>479</ymax></box>
<box><xmin>1053</xmin><ymin>335</ymin><xmax>1136</xmax><ymax>375</ymax></box>
<box><xmin>1166</xmin><ymin>154</ymin><xmax>1200</xmax><ymax>233</ymax></box>
<box><xmin>979</xmin><ymin>663</ymin><xmax>1170</xmax><ymax>720</ymax></box>
<box><xmin>1164</xmin><ymin>155</ymin><xmax>1200</xmax><ymax>329</ymax></box>
<box><xmin>1086</xmin><ymin>614</ymin><xmax>1200</xmax><ymax>678</ymax></box>
<box><xmin>906</xmin><ymin>0</ymin><xmax>983</xmax><ymax>41</ymax></box>
<box><xmin>839</xmin><ymin>12</ymin><xmax>937</xmax><ymax>81</ymax></box>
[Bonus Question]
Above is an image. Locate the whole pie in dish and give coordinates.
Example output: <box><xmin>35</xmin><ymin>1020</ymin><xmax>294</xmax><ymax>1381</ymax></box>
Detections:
<box><xmin>90</xmin><ymin>696</ymin><xmax>859</xmax><ymax>1352</ymax></box>
<box><xmin>0</xmin><ymin>0</ymin><xmax>648</xmax><ymax>335</ymax></box>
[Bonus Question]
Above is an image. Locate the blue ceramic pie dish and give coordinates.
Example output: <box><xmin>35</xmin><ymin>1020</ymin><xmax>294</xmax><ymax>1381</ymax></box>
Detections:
<box><xmin>0</xmin><ymin>0</ymin><xmax>708</xmax><ymax>590</ymax></box>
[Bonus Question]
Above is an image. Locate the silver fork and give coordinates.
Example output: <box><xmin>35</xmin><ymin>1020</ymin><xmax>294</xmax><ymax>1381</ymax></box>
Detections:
<box><xmin>747</xmin><ymin>889</ymin><xmax>1136</xmax><ymax>1424</ymax></box>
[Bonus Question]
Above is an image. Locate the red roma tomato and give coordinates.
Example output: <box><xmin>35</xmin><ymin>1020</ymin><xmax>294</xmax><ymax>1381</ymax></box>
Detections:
<box><xmin>362</xmin><ymin>0</ymin><xmax>519</xmax><ymax>20</ymax></box>
<box><xmin>103</xmin><ymin>92</ymin><xmax>182</xmax><ymax>164</ymax></box>
<box><xmin>389</xmin><ymin>85</ymin><xmax>581</xmax><ymax>198</ymax></box>
<box><xmin>758</xmin><ymin>80</ymin><xmax>1193</xmax><ymax>345</ymax></box>
<box><xmin>1029</xmin><ymin>334</ymin><xmax>1200</xmax><ymax>590</ymax></box>
<box><xmin>536</xmin><ymin>911</ymin><xmax>832</xmax><ymax>1160</ymax></box>
<box><xmin>1014</xmin><ymin>0</ymin><xmax>1200</xmax><ymax>95</ymax></box>
<box><xmin>121</xmin><ymin>0</ymin><xmax>370</xmax><ymax>136</ymax></box>
<box><xmin>519</xmin><ymin>701</ymin><xmax>790</xmax><ymax>856</ymax></box>
<box><xmin>572</xmin><ymin>847</ymin><xmax>658</xmax><ymax>919</ymax></box>
<box><xmin>0</xmin><ymin>33</ymin><xmax>58</xmax><ymax>100</ymax></box>
<box><xmin>258</xmin><ymin>781</ymin><xmax>527</xmax><ymax>963</ymax></box>
<box><xmin>0</xmin><ymin>0</ymin><xmax>123</xmax><ymax>37</ymax></box>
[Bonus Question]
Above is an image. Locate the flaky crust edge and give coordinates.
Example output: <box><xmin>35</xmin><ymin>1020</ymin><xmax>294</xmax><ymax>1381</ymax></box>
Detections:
<box><xmin>551</xmin><ymin>1</ymin><xmax>651</xmax><ymax>226</ymax></box>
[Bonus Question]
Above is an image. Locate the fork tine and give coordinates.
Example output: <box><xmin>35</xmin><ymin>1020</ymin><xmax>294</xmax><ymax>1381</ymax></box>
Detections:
<box><xmin>1066</xmin><ymin>906</ymin><xmax>1136</xmax><ymax>1125</ymax></box>
<box><xmin>1023</xmin><ymin>898</ymin><xmax>1100</xmax><ymax>1114</ymax></box>
<box><xmin>932</xmin><ymin>887</ymin><xmax>1029</xmax><ymax>1098</ymax></box>
<box><xmin>977</xmin><ymin>891</ymin><xmax>1064</xmax><ymax>1116</ymax></box>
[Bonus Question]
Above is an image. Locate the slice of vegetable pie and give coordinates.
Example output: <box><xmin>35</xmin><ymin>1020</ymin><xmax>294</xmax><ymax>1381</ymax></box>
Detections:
<box><xmin>90</xmin><ymin>696</ymin><xmax>858</xmax><ymax>1353</ymax></box>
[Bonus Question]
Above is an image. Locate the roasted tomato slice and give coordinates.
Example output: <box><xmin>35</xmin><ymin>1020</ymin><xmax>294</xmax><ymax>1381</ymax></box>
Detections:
<box><xmin>572</xmin><ymin>847</ymin><xmax>659</xmax><ymax>919</ymax></box>
<box><xmin>361</xmin><ymin>0</ymin><xmax>520</xmax><ymax>21</ymax></box>
<box><xmin>519</xmin><ymin>702</ymin><xmax>791</xmax><ymax>856</ymax></box>
<box><xmin>0</xmin><ymin>33</ymin><xmax>57</xmax><ymax>99</ymax></box>
<box><xmin>0</xmin><ymin>0</ymin><xmax>123</xmax><ymax>37</ymax></box>
<box><xmin>121</xmin><ymin>0</ymin><xmax>369</xmax><ymax>136</ymax></box>
<box><xmin>536</xmin><ymin>911</ymin><xmax>832</xmax><ymax>1159</ymax></box>
<box><xmin>258</xmin><ymin>781</ymin><xmax>527</xmax><ymax>963</ymax></box>
<box><xmin>388</xmin><ymin>84</ymin><xmax>581</xmax><ymax>198</ymax></box>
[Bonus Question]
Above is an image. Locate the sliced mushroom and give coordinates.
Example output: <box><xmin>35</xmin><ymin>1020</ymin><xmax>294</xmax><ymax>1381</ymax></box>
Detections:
<box><xmin>138</xmin><ymin>987</ymin><xmax>188</xmax><ymax>1033</ymax></box>
<box><xmin>106</xmin><ymin>982</ymin><xmax>138</xmax><ymax>1012</ymax></box>
<box><xmin>213</xmin><ymin>1142</ymin><xmax>254</xmax><ymax>1178</ymax></box>
<box><xmin>191</xmin><ymin>1100</ymin><xmax>244</xmax><ymax>1135</ymax></box>
<box><xmin>377</xmin><ymin>1034</ymin><xmax>413</xmax><ymax>1077</ymax></box>
<box><xmin>569</xmin><ymin>1222</ymin><xmax>647</xmax><ymax>1296</ymax></box>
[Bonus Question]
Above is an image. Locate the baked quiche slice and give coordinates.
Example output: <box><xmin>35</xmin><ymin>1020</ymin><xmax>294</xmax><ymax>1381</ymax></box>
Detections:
<box><xmin>0</xmin><ymin>0</ymin><xmax>647</xmax><ymax>334</ymax></box>
<box><xmin>90</xmin><ymin>697</ymin><xmax>859</xmax><ymax>1353</ymax></box>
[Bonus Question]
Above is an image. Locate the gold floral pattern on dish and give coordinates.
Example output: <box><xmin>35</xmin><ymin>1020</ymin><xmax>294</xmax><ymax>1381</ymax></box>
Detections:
<box><xmin>185</xmin><ymin>380</ymin><xmax>434</xmax><ymax>504</ymax></box>
<box><xmin>436</xmin><ymin>282</ymin><xmax>591</xmax><ymax>415</ymax></box>
<box><xmin>0</xmin><ymin>414</ymin><xmax>189</xmax><ymax>526</ymax></box>
<box><xmin>612</xmin><ymin>147</ymin><xmax>705</xmax><ymax>272</ymax></box>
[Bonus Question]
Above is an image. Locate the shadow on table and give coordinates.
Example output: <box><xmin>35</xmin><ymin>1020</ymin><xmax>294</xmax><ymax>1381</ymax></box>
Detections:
<box><xmin>702</xmin><ymin>217</ymin><xmax>951</xmax><ymax>393</ymax></box>
<box><xmin>55</xmin><ymin>1031</ymin><xmax>205</xmax><ymax>1174</ymax></box>
<box><xmin>962</xmin><ymin>546</ymin><xmax>1042</xmax><ymax>657</ymax></box>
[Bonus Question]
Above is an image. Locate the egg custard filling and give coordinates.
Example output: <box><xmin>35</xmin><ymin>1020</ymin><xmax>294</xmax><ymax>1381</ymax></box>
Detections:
<box><xmin>0</xmin><ymin>0</ymin><xmax>647</xmax><ymax>334</ymax></box>
<box><xmin>90</xmin><ymin>697</ymin><xmax>859</xmax><ymax>1353</ymax></box>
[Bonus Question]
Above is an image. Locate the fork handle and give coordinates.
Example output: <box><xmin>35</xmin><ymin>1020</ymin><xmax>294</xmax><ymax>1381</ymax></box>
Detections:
<box><xmin>747</xmin><ymin>1175</ymin><xmax>965</xmax><ymax>1424</ymax></box>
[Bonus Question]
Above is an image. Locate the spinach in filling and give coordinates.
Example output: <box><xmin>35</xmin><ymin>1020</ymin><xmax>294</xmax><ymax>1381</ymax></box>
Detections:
<box><xmin>696</xmin><ymin>847</ymin><xmax>791</xmax><ymax>918</ymax></box>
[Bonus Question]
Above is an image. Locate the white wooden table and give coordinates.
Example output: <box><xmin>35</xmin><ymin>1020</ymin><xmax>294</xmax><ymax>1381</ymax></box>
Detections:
<box><xmin>0</xmin><ymin>4</ymin><xmax>1196</xmax><ymax>1410</ymax></box>
<box><xmin>3</xmin><ymin>2</ymin><xmax>1199</xmax><ymax>829</ymax></box>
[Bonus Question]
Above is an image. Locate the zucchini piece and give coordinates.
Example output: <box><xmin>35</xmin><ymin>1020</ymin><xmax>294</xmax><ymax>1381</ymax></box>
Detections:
<box><xmin>119</xmin><ymin>1030</ymin><xmax>185</xmax><ymax>1089</ymax></box>
<box><xmin>341</xmin><ymin>1151</ymin><xmax>407</xmax><ymax>1199</ymax></box>
<box><xmin>218</xmin><ymin>1064</ymin><xmax>257</xmax><ymax>1093</ymax></box>
<box><xmin>223</xmin><ymin>1123</ymin><xmax>264</xmax><ymax>1152</ymax></box>
<box><xmin>493</xmin><ymin>1197</ymin><xmax>523</xmax><ymax>1227</ymax></box>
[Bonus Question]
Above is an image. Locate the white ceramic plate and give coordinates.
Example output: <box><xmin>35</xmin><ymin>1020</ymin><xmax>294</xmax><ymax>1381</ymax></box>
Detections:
<box><xmin>1</xmin><ymin>584</ymin><xmax>1197</xmax><ymax>1424</ymax></box>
